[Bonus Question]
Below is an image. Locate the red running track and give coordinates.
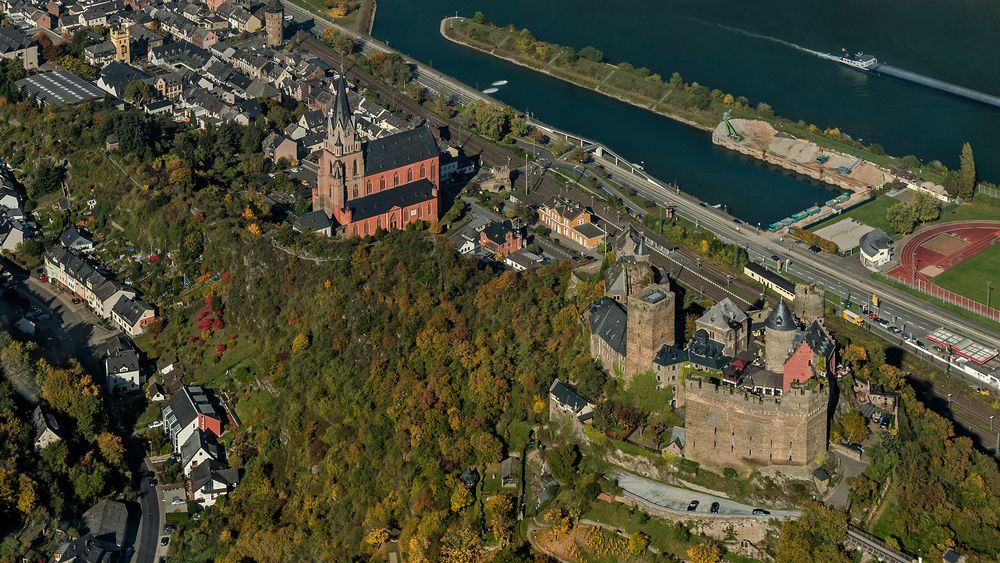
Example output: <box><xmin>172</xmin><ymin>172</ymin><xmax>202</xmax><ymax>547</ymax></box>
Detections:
<box><xmin>889</xmin><ymin>221</ymin><xmax>1000</xmax><ymax>284</ymax></box>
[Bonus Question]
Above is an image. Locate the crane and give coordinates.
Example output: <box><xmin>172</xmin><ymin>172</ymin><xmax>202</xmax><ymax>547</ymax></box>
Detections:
<box><xmin>722</xmin><ymin>111</ymin><xmax>744</xmax><ymax>142</ymax></box>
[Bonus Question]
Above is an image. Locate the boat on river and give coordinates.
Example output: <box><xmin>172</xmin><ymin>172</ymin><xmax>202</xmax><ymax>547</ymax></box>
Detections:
<box><xmin>839</xmin><ymin>50</ymin><xmax>879</xmax><ymax>71</ymax></box>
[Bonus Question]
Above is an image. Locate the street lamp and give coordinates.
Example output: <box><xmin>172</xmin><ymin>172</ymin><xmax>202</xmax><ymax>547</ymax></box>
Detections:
<box><xmin>991</xmin><ymin>415</ymin><xmax>995</xmax><ymax>430</ymax></box>
<box><xmin>947</xmin><ymin>393</ymin><xmax>953</xmax><ymax>404</ymax></box>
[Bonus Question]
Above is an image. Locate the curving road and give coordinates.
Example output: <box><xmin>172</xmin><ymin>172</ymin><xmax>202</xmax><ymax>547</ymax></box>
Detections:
<box><xmin>613</xmin><ymin>471</ymin><xmax>800</xmax><ymax>519</ymax></box>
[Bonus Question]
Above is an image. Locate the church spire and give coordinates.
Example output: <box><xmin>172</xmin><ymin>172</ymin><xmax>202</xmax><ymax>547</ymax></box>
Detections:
<box><xmin>332</xmin><ymin>71</ymin><xmax>352</xmax><ymax>131</ymax></box>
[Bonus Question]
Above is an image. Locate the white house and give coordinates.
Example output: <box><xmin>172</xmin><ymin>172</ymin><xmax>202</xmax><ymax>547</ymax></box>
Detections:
<box><xmin>111</xmin><ymin>297</ymin><xmax>156</xmax><ymax>336</ymax></box>
<box><xmin>180</xmin><ymin>430</ymin><xmax>222</xmax><ymax>477</ymax></box>
<box><xmin>189</xmin><ymin>460</ymin><xmax>239</xmax><ymax>506</ymax></box>
<box><xmin>105</xmin><ymin>348</ymin><xmax>141</xmax><ymax>393</ymax></box>
<box><xmin>859</xmin><ymin>229</ymin><xmax>893</xmax><ymax>270</ymax></box>
<box><xmin>32</xmin><ymin>406</ymin><xmax>62</xmax><ymax>450</ymax></box>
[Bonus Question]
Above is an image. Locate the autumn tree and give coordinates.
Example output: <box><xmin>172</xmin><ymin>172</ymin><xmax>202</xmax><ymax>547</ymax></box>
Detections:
<box><xmin>687</xmin><ymin>542</ymin><xmax>721</xmax><ymax>563</ymax></box>
<box><xmin>841</xmin><ymin>409</ymin><xmax>870</xmax><ymax>443</ymax></box>
<box><xmin>776</xmin><ymin>502</ymin><xmax>849</xmax><ymax>563</ymax></box>
<box><xmin>449</xmin><ymin>483</ymin><xmax>473</xmax><ymax>512</ymax></box>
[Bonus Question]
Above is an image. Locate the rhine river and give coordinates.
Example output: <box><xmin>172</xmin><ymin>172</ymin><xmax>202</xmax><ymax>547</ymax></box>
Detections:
<box><xmin>375</xmin><ymin>0</ymin><xmax>1000</xmax><ymax>225</ymax></box>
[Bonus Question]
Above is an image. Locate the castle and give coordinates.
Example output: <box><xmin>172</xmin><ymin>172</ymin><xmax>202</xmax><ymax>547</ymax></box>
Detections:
<box><xmin>313</xmin><ymin>75</ymin><xmax>440</xmax><ymax>237</ymax></box>
<box><xmin>586</xmin><ymin>237</ymin><xmax>833</xmax><ymax>471</ymax></box>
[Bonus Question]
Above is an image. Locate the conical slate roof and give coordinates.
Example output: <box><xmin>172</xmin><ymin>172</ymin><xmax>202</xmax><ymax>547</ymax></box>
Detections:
<box><xmin>765</xmin><ymin>299</ymin><xmax>796</xmax><ymax>331</ymax></box>
<box><xmin>330</xmin><ymin>73</ymin><xmax>352</xmax><ymax>131</ymax></box>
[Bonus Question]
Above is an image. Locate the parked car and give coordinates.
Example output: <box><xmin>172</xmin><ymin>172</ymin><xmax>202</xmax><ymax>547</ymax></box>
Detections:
<box><xmin>686</xmin><ymin>500</ymin><xmax>699</xmax><ymax>512</ymax></box>
<box><xmin>710</xmin><ymin>502</ymin><xmax>720</xmax><ymax>513</ymax></box>
<box><xmin>71</xmin><ymin>297</ymin><xmax>81</xmax><ymax>304</ymax></box>
<box><xmin>808</xmin><ymin>245</ymin><xmax>822</xmax><ymax>253</ymax></box>
<box><xmin>160</xmin><ymin>537</ymin><xmax>169</xmax><ymax>546</ymax></box>
<box><xmin>148</xmin><ymin>478</ymin><xmax>157</xmax><ymax>487</ymax></box>
<box><xmin>148</xmin><ymin>420</ymin><xmax>163</xmax><ymax>429</ymax></box>
<box><xmin>752</xmin><ymin>508</ymin><xmax>770</xmax><ymax>516</ymax></box>
<box><xmin>164</xmin><ymin>524</ymin><xmax>177</xmax><ymax>533</ymax></box>
<box><xmin>170</xmin><ymin>498</ymin><xmax>185</xmax><ymax>505</ymax></box>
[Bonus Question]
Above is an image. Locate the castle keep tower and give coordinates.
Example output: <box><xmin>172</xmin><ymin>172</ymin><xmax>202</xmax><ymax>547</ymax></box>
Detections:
<box><xmin>264</xmin><ymin>3</ymin><xmax>284</xmax><ymax>47</ymax></box>
<box><xmin>764</xmin><ymin>299</ymin><xmax>798</xmax><ymax>373</ymax></box>
<box><xmin>793</xmin><ymin>283</ymin><xmax>825</xmax><ymax>325</ymax></box>
<box><xmin>625</xmin><ymin>284</ymin><xmax>676</xmax><ymax>377</ymax></box>
<box><xmin>110</xmin><ymin>26</ymin><xmax>131</xmax><ymax>64</ymax></box>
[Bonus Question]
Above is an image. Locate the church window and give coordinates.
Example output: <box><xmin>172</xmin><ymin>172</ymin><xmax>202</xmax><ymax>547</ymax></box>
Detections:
<box><xmin>367</xmin><ymin>180</ymin><xmax>372</xmax><ymax>194</ymax></box>
<box><xmin>419</xmin><ymin>164</ymin><xmax>425</xmax><ymax>178</ymax></box>
<box><xmin>379</xmin><ymin>177</ymin><xmax>385</xmax><ymax>190</ymax></box>
<box><xmin>353</xmin><ymin>186</ymin><xmax>358</xmax><ymax>198</ymax></box>
<box><xmin>407</xmin><ymin>168</ymin><xmax>413</xmax><ymax>182</ymax></box>
<box><xmin>417</xmin><ymin>206</ymin><xmax>421</xmax><ymax>218</ymax></box>
<box><xmin>393</xmin><ymin>172</ymin><xmax>399</xmax><ymax>187</ymax></box>
<box><xmin>430</xmin><ymin>166</ymin><xmax>435</xmax><ymax>179</ymax></box>
<box><xmin>352</xmin><ymin>160</ymin><xmax>357</xmax><ymax>176</ymax></box>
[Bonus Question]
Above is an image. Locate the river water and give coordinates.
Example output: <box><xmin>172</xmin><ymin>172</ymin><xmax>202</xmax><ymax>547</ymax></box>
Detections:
<box><xmin>374</xmin><ymin>0</ymin><xmax>1000</xmax><ymax>225</ymax></box>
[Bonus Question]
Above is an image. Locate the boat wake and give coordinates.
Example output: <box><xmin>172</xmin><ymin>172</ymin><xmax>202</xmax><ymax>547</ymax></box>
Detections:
<box><xmin>689</xmin><ymin>18</ymin><xmax>837</xmax><ymax>62</ymax></box>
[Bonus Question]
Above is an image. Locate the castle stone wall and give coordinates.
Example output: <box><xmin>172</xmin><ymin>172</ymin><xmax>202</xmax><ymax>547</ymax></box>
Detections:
<box><xmin>684</xmin><ymin>378</ymin><xmax>828</xmax><ymax>472</ymax></box>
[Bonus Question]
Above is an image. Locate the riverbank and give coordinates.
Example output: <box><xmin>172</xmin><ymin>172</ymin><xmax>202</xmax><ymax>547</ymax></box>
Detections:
<box><xmin>441</xmin><ymin>16</ymin><xmax>951</xmax><ymax>188</ymax></box>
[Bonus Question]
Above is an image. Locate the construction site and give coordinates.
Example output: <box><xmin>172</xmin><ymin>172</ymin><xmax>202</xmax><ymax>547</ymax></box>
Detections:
<box><xmin>712</xmin><ymin>115</ymin><xmax>890</xmax><ymax>231</ymax></box>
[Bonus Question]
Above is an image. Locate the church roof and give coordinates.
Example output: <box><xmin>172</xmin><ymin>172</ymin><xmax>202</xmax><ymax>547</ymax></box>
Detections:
<box><xmin>363</xmin><ymin>127</ymin><xmax>439</xmax><ymax>176</ymax></box>
<box><xmin>347</xmin><ymin>178</ymin><xmax>436</xmax><ymax>222</ymax></box>
<box><xmin>765</xmin><ymin>299</ymin><xmax>796</xmax><ymax>331</ymax></box>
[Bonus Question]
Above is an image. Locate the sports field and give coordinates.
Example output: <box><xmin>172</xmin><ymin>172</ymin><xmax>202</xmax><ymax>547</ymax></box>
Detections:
<box><xmin>932</xmin><ymin>243</ymin><xmax>1000</xmax><ymax>306</ymax></box>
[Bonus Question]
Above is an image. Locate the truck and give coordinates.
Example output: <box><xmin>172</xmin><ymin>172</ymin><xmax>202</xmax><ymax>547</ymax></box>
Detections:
<box><xmin>842</xmin><ymin>310</ymin><xmax>864</xmax><ymax>326</ymax></box>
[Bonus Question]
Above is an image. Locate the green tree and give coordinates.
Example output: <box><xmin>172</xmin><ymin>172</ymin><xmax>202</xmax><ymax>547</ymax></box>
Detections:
<box><xmin>885</xmin><ymin>201</ymin><xmax>917</xmax><ymax>234</ymax></box>
<box><xmin>369</xmin><ymin>52</ymin><xmax>412</xmax><ymax>87</ymax></box>
<box><xmin>124</xmin><ymin>80</ymin><xmax>151</xmax><ymax>104</ymax></box>
<box><xmin>29</xmin><ymin>161</ymin><xmax>65</xmax><ymax>199</ymax></box>
<box><xmin>841</xmin><ymin>409</ymin><xmax>870</xmax><ymax>443</ymax></box>
<box><xmin>578</xmin><ymin>46</ymin><xmax>603</xmax><ymax>62</ymax></box>
<box><xmin>472</xmin><ymin>11</ymin><xmax>486</xmax><ymax>24</ymax></box>
<box><xmin>544</xmin><ymin>445</ymin><xmax>579</xmax><ymax>485</ymax></box>
<box><xmin>957</xmin><ymin>142</ymin><xmax>976</xmax><ymax>198</ymax></box>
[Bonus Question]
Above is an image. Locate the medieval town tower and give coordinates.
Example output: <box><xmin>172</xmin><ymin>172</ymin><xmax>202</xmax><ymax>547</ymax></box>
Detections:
<box><xmin>625</xmin><ymin>284</ymin><xmax>676</xmax><ymax>377</ymax></box>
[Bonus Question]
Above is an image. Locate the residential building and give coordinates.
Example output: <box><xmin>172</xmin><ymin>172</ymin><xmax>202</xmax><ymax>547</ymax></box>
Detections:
<box><xmin>537</xmin><ymin>195</ymin><xmax>605</xmax><ymax>250</ymax></box>
<box><xmin>59</xmin><ymin>226</ymin><xmax>96</xmax><ymax>252</ymax></box>
<box><xmin>105</xmin><ymin>347</ymin><xmax>141</xmax><ymax>393</ymax></box>
<box><xmin>111</xmin><ymin>296</ymin><xmax>155</xmax><ymax>336</ymax></box>
<box><xmin>313</xmin><ymin>75</ymin><xmax>441</xmax><ymax>237</ymax></box>
<box><xmin>479</xmin><ymin>220</ymin><xmax>524</xmax><ymax>258</ymax></box>
<box><xmin>548</xmin><ymin>379</ymin><xmax>595</xmax><ymax>425</ymax></box>
<box><xmin>97</xmin><ymin>61</ymin><xmax>152</xmax><ymax>99</ymax></box>
<box><xmin>180</xmin><ymin>429</ymin><xmax>223</xmax><ymax>476</ymax></box>
<box><xmin>32</xmin><ymin>405</ymin><xmax>62</xmax><ymax>450</ymax></box>
<box><xmin>162</xmin><ymin>385</ymin><xmax>223</xmax><ymax>453</ymax></box>
<box><xmin>0</xmin><ymin>26</ymin><xmax>38</xmax><ymax>70</ymax></box>
<box><xmin>189</xmin><ymin>460</ymin><xmax>240</xmax><ymax>506</ymax></box>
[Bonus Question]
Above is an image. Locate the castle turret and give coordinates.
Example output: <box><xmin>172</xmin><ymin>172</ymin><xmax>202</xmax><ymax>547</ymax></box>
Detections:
<box><xmin>264</xmin><ymin>2</ymin><xmax>284</xmax><ymax>47</ymax></box>
<box><xmin>625</xmin><ymin>284</ymin><xmax>676</xmax><ymax>377</ymax></box>
<box><xmin>793</xmin><ymin>283</ymin><xmax>825</xmax><ymax>325</ymax></box>
<box><xmin>764</xmin><ymin>299</ymin><xmax>797</xmax><ymax>373</ymax></box>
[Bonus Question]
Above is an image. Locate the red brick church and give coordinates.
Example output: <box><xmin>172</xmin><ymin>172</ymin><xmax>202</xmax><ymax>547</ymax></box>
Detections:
<box><xmin>313</xmin><ymin>75</ymin><xmax>440</xmax><ymax>237</ymax></box>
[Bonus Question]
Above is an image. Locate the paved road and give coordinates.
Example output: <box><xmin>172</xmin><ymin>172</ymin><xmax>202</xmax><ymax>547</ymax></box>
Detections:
<box><xmin>824</xmin><ymin>450</ymin><xmax>869</xmax><ymax>511</ymax></box>
<box><xmin>136</xmin><ymin>458</ymin><xmax>162</xmax><ymax>563</ymax></box>
<box><xmin>613</xmin><ymin>471</ymin><xmax>800</xmax><ymax>519</ymax></box>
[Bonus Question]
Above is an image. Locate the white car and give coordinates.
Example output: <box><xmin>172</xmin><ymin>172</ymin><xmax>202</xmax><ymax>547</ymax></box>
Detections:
<box><xmin>147</xmin><ymin>420</ymin><xmax>164</xmax><ymax>429</ymax></box>
<box><xmin>171</xmin><ymin>498</ymin><xmax>185</xmax><ymax>505</ymax></box>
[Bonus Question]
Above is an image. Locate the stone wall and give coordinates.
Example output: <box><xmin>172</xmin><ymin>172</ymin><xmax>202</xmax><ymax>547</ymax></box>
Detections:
<box><xmin>684</xmin><ymin>378</ymin><xmax>828</xmax><ymax>472</ymax></box>
<box><xmin>590</xmin><ymin>333</ymin><xmax>624</xmax><ymax>374</ymax></box>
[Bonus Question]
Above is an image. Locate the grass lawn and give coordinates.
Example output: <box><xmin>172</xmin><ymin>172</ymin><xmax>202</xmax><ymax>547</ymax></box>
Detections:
<box><xmin>809</xmin><ymin>196</ymin><xmax>899</xmax><ymax>235</ymax></box>
<box><xmin>621</xmin><ymin>372</ymin><xmax>673</xmax><ymax>414</ymax></box>
<box><xmin>932</xmin><ymin>243</ymin><xmax>1000</xmax><ymax>306</ymax></box>
<box><xmin>940</xmin><ymin>193</ymin><xmax>1000</xmax><ymax>222</ymax></box>
<box><xmin>870</xmin><ymin>489</ymin><xmax>906</xmax><ymax>550</ymax></box>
